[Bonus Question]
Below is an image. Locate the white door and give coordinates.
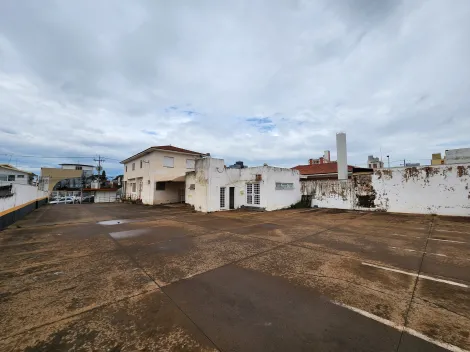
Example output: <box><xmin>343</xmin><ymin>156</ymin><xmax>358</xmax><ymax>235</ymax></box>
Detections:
<box><xmin>138</xmin><ymin>180</ymin><xmax>143</xmax><ymax>198</ymax></box>
<box><xmin>246</xmin><ymin>183</ymin><xmax>260</xmax><ymax>206</ymax></box>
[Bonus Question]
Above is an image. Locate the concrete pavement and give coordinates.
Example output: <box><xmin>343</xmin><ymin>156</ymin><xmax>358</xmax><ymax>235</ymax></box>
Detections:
<box><xmin>0</xmin><ymin>203</ymin><xmax>468</xmax><ymax>351</ymax></box>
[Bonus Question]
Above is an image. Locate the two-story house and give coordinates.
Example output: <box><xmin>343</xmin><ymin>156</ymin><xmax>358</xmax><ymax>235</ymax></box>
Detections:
<box><xmin>121</xmin><ymin>145</ymin><xmax>207</xmax><ymax>204</ymax></box>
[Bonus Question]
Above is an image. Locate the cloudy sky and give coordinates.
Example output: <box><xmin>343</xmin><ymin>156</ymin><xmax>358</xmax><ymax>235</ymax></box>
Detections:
<box><xmin>1</xmin><ymin>0</ymin><xmax>469</xmax><ymax>177</ymax></box>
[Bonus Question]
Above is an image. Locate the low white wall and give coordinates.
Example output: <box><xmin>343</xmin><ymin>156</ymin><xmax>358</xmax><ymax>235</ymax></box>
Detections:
<box><xmin>95</xmin><ymin>191</ymin><xmax>118</xmax><ymax>203</ymax></box>
<box><xmin>0</xmin><ymin>182</ymin><xmax>48</xmax><ymax>213</ymax></box>
<box><xmin>187</xmin><ymin>158</ymin><xmax>301</xmax><ymax>212</ymax></box>
<box><xmin>305</xmin><ymin>180</ymin><xmax>354</xmax><ymax>210</ymax></box>
<box><xmin>303</xmin><ymin>164</ymin><xmax>470</xmax><ymax>216</ymax></box>
<box><xmin>373</xmin><ymin>164</ymin><xmax>470</xmax><ymax>216</ymax></box>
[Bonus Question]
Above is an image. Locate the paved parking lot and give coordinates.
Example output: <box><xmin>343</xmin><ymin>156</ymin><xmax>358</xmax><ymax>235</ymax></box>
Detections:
<box><xmin>1</xmin><ymin>203</ymin><xmax>469</xmax><ymax>351</ymax></box>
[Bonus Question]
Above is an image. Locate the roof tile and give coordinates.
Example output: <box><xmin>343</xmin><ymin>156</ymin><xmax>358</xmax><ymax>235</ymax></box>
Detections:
<box><xmin>152</xmin><ymin>145</ymin><xmax>204</xmax><ymax>155</ymax></box>
<box><xmin>292</xmin><ymin>162</ymin><xmax>353</xmax><ymax>175</ymax></box>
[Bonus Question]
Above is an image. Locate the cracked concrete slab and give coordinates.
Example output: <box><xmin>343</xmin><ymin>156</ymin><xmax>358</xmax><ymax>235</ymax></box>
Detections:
<box><xmin>1</xmin><ymin>203</ymin><xmax>468</xmax><ymax>351</ymax></box>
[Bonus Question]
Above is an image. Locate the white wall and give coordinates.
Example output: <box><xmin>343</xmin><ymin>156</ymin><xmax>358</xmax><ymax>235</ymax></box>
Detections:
<box><xmin>373</xmin><ymin>164</ymin><xmax>470</xmax><ymax>216</ymax></box>
<box><xmin>187</xmin><ymin>158</ymin><xmax>301</xmax><ymax>212</ymax></box>
<box><xmin>303</xmin><ymin>164</ymin><xmax>470</xmax><ymax>216</ymax></box>
<box><xmin>0</xmin><ymin>182</ymin><xmax>48</xmax><ymax>213</ymax></box>
<box><xmin>305</xmin><ymin>180</ymin><xmax>355</xmax><ymax>210</ymax></box>
<box><xmin>94</xmin><ymin>191</ymin><xmax>118</xmax><ymax>203</ymax></box>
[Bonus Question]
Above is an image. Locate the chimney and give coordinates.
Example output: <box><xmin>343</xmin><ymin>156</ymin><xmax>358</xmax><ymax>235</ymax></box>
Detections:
<box><xmin>336</xmin><ymin>132</ymin><xmax>348</xmax><ymax>180</ymax></box>
<box><xmin>308</xmin><ymin>159</ymin><xmax>314</xmax><ymax>165</ymax></box>
<box><xmin>319</xmin><ymin>157</ymin><xmax>324</xmax><ymax>164</ymax></box>
<box><xmin>324</xmin><ymin>150</ymin><xmax>330</xmax><ymax>162</ymax></box>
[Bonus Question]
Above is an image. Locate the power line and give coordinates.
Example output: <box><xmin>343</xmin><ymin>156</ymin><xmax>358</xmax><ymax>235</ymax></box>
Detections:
<box><xmin>0</xmin><ymin>154</ymin><xmax>95</xmax><ymax>159</ymax></box>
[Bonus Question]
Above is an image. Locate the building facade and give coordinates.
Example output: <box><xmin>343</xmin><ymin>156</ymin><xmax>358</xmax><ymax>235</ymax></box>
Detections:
<box><xmin>0</xmin><ymin>164</ymin><xmax>34</xmax><ymax>185</ymax></box>
<box><xmin>186</xmin><ymin>158</ymin><xmax>301</xmax><ymax>212</ymax></box>
<box><xmin>121</xmin><ymin>145</ymin><xmax>206</xmax><ymax>205</ymax></box>
<box><xmin>59</xmin><ymin>164</ymin><xmax>94</xmax><ymax>177</ymax></box>
<box><xmin>40</xmin><ymin>163</ymin><xmax>95</xmax><ymax>193</ymax></box>
<box><xmin>367</xmin><ymin>155</ymin><xmax>384</xmax><ymax>169</ymax></box>
<box><xmin>431</xmin><ymin>153</ymin><xmax>444</xmax><ymax>165</ymax></box>
<box><xmin>307</xmin><ymin>150</ymin><xmax>331</xmax><ymax>165</ymax></box>
<box><xmin>444</xmin><ymin>148</ymin><xmax>470</xmax><ymax>164</ymax></box>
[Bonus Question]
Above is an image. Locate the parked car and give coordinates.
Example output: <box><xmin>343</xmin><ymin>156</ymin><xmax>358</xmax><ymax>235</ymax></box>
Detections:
<box><xmin>80</xmin><ymin>195</ymin><xmax>94</xmax><ymax>203</ymax></box>
<box><xmin>49</xmin><ymin>196</ymin><xmax>77</xmax><ymax>204</ymax></box>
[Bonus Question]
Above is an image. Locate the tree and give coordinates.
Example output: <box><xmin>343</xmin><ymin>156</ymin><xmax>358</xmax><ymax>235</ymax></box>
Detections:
<box><xmin>101</xmin><ymin>170</ymin><xmax>106</xmax><ymax>180</ymax></box>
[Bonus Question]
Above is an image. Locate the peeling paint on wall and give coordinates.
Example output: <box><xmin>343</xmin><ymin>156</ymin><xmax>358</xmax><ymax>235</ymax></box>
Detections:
<box><xmin>302</xmin><ymin>163</ymin><xmax>470</xmax><ymax>216</ymax></box>
<box><xmin>457</xmin><ymin>165</ymin><xmax>469</xmax><ymax>177</ymax></box>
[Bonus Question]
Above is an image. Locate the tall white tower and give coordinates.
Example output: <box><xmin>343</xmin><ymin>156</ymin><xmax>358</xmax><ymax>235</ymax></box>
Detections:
<box><xmin>336</xmin><ymin>132</ymin><xmax>348</xmax><ymax>180</ymax></box>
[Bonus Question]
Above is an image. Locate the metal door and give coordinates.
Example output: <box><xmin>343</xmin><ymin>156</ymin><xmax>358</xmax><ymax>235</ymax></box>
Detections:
<box><xmin>229</xmin><ymin>187</ymin><xmax>235</xmax><ymax>209</ymax></box>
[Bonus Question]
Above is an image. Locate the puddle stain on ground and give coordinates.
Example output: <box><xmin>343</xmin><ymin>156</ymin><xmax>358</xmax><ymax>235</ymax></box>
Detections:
<box><xmin>97</xmin><ymin>219</ymin><xmax>144</xmax><ymax>226</ymax></box>
<box><xmin>109</xmin><ymin>229</ymin><xmax>150</xmax><ymax>239</ymax></box>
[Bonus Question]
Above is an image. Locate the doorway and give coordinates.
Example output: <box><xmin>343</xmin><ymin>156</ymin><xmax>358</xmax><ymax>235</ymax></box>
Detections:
<box><xmin>229</xmin><ymin>187</ymin><xmax>235</xmax><ymax>209</ymax></box>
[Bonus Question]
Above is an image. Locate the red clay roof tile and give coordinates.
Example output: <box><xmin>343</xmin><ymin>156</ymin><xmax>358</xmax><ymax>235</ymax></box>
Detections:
<box><xmin>292</xmin><ymin>162</ymin><xmax>354</xmax><ymax>175</ymax></box>
<box><xmin>152</xmin><ymin>145</ymin><xmax>204</xmax><ymax>155</ymax></box>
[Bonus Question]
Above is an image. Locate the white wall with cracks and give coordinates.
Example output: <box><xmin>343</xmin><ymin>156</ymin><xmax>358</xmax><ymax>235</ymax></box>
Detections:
<box><xmin>302</xmin><ymin>164</ymin><xmax>470</xmax><ymax>216</ymax></box>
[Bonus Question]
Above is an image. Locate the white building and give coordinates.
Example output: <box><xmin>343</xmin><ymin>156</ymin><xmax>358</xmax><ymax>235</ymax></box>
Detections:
<box><xmin>186</xmin><ymin>158</ymin><xmax>301</xmax><ymax>212</ymax></box>
<box><xmin>445</xmin><ymin>148</ymin><xmax>470</xmax><ymax>164</ymax></box>
<box><xmin>59</xmin><ymin>164</ymin><xmax>95</xmax><ymax>177</ymax></box>
<box><xmin>0</xmin><ymin>164</ymin><xmax>34</xmax><ymax>185</ymax></box>
<box><xmin>121</xmin><ymin>145</ymin><xmax>207</xmax><ymax>205</ymax></box>
<box><xmin>367</xmin><ymin>155</ymin><xmax>384</xmax><ymax>169</ymax></box>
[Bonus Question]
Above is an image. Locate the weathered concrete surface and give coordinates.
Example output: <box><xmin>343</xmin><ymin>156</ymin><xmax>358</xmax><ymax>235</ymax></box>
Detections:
<box><xmin>1</xmin><ymin>203</ymin><xmax>469</xmax><ymax>351</ymax></box>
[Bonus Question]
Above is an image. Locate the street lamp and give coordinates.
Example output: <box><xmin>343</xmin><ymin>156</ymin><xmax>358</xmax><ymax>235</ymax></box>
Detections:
<box><xmin>387</xmin><ymin>155</ymin><xmax>390</xmax><ymax>169</ymax></box>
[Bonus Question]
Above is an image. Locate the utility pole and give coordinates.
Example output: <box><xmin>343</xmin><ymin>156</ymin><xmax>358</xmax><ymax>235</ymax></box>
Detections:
<box><xmin>404</xmin><ymin>159</ymin><xmax>406</xmax><ymax>167</ymax></box>
<box><xmin>94</xmin><ymin>155</ymin><xmax>105</xmax><ymax>175</ymax></box>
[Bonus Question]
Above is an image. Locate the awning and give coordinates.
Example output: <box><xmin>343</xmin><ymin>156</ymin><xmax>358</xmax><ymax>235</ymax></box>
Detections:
<box><xmin>156</xmin><ymin>175</ymin><xmax>186</xmax><ymax>182</ymax></box>
<box><xmin>171</xmin><ymin>175</ymin><xmax>186</xmax><ymax>182</ymax></box>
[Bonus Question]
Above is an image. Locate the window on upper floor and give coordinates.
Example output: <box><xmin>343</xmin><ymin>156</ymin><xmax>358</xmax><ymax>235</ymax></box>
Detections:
<box><xmin>75</xmin><ymin>166</ymin><xmax>82</xmax><ymax>170</ymax></box>
<box><xmin>8</xmin><ymin>175</ymin><xmax>15</xmax><ymax>181</ymax></box>
<box><xmin>125</xmin><ymin>165</ymin><xmax>127</xmax><ymax>172</ymax></box>
<box><xmin>163</xmin><ymin>156</ymin><xmax>174</xmax><ymax>168</ymax></box>
<box><xmin>140</xmin><ymin>160</ymin><xmax>143</xmax><ymax>168</ymax></box>
<box><xmin>186</xmin><ymin>159</ymin><xmax>195</xmax><ymax>169</ymax></box>
<box><xmin>132</xmin><ymin>163</ymin><xmax>135</xmax><ymax>171</ymax></box>
<box><xmin>17</xmin><ymin>175</ymin><xmax>25</xmax><ymax>179</ymax></box>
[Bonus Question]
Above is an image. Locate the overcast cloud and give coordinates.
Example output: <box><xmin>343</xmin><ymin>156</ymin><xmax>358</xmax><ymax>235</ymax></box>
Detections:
<box><xmin>1</xmin><ymin>0</ymin><xmax>469</xmax><ymax>176</ymax></box>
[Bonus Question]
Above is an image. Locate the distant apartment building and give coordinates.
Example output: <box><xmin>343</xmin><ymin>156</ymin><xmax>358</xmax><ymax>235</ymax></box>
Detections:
<box><xmin>307</xmin><ymin>150</ymin><xmax>331</xmax><ymax>165</ymax></box>
<box><xmin>59</xmin><ymin>163</ymin><xmax>94</xmax><ymax>177</ymax></box>
<box><xmin>121</xmin><ymin>145</ymin><xmax>207</xmax><ymax>205</ymax></box>
<box><xmin>431</xmin><ymin>153</ymin><xmax>444</xmax><ymax>165</ymax></box>
<box><xmin>367</xmin><ymin>155</ymin><xmax>384</xmax><ymax>169</ymax></box>
<box><xmin>444</xmin><ymin>148</ymin><xmax>470</xmax><ymax>164</ymax></box>
<box><xmin>430</xmin><ymin>148</ymin><xmax>470</xmax><ymax>165</ymax></box>
<box><xmin>40</xmin><ymin>163</ymin><xmax>95</xmax><ymax>193</ymax></box>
